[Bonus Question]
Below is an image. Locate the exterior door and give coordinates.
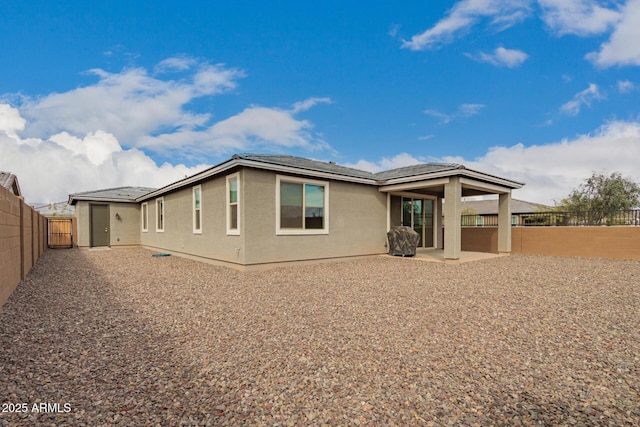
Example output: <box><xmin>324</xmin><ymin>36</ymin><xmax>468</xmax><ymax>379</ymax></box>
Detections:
<box><xmin>402</xmin><ymin>198</ymin><xmax>434</xmax><ymax>248</ymax></box>
<box><xmin>90</xmin><ymin>204</ymin><xmax>109</xmax><ymax>247</ymax></box>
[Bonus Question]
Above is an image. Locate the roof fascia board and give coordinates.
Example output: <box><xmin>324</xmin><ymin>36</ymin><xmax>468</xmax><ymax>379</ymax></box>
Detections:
<box><xmin>461</xmin><ymin>170</ymin><xmax>524</xmax><ymax>189</ymax></box>
<box><xmin>381</xmin><ymin>169</ymin><xmax>523</xmax><ymax>189</ymax></box>
<box><xmin>459</xmin><ymin>177</ymin><xmax>514</xmax><ymax>194</ymax></box>
<box><xmin>239</xmin><ymin>159</ymin><xmax>377</xmax><ymax>185</ymax></box>
<box><xmin>378</xmin><ymin>177</ymin><xmax>450</xmax><ymax>193</ymax></box>
<box><xmin>69</xmin><ymin>196</ymin><xmax>139</xmax><ymax>204</ymax></box>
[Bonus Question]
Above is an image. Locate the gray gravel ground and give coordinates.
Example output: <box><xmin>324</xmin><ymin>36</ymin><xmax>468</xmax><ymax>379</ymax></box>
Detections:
<box><xmin>1</xmin><ymin>248</ymin><xmax>639</xmax><ymax>426</ymax></box>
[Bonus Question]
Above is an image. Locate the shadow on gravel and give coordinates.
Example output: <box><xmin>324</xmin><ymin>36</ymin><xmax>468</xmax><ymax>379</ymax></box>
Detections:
<box><xmin>2</xmin><ymin>248</ymin><xmax>640</xmax><ymax>426</ymax></box>
<box><xmin>0</xmin><ymin>248</ymin><xmax>225</xmax><ymax>426</ymax></box>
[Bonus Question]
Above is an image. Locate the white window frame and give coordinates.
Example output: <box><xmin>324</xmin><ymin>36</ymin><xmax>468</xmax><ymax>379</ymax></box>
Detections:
<box><xmin>226</xmin><ymin>173</ymin><xmax>240</xmax><ymax>235</ymax></box>
<box><xmin>193</xmin><ymin>185</ymin><xmax>202</xmax><ymax>234</ymax></box>
<box><xmin>141</xmin><ymin>202</ymin><xmax>148</xmax><ymax>232</ymax></box>
<box><xmin>156</xmin><ymin>197</ymin><xmax>164</xmax><ymax>232</ymax></box>
<box><xmin>276</xmin><ymin>175</ymin><xmax>329</xmax><ymax>235</ymax></box>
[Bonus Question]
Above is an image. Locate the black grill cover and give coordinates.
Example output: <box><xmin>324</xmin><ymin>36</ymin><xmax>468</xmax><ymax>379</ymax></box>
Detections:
<box><xmin>387</xmin><ymin>226</ymin><xmax>420</xmax><ymax>257</ymax></box>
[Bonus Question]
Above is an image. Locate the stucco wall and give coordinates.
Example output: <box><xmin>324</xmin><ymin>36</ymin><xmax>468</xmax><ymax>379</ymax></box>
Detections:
<box><xmin>242</xmin><ymin>168</ymin><xmax>388</xmax><ymax>265</ymax></box>
<box><xmin>1</xmin><ymin>186</ymin><xmax>47</xmax><ymax>311</ymax></box>
<box><xmin>461</xmin><ymin>226</ymin><xmax>640</xmax><ymax>260</ymax></box>
<box><xmin>110</xmin><ymin>203</ymin><xmax>141</xmax><ymax>246</ymax></box>
<box><xmin>140</xmin><ymin>172</ymin><xmax>245</xmax><ymax>264</ymax></box>
<box><xmin>76</xmin><ymin>201</ymin><xmax>141</xmax><ymax>247</ymax></box>
<box><xmin>139</xmin><ymin>168</ymin><xmax>387</xmax><ymax>266</ymax></box>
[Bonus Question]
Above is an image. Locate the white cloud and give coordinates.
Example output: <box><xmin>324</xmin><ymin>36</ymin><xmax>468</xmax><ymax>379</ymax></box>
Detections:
<box><xmin>538</xmin><ymin>0</ymin><xmax>622</xmax><ymax>36</ymax></box>
<box><xmin>291</xmin><ymin>97</ymin><xmax>332</xmax><ymax>114</ymax></box>
<box><xmin>0</xmin><ymin>105</ymin><xmax>207</xmax><ymax>203</ymax></box>
<box><xmin>18</xmin><ymin>63</ymin><xmax>241</xmax><ymax>144</ymax></box>
<box><xmin>351</xmin><ymin>121</ymin><xmax>640</xmax><ymax>206</ymax></box>
<box><xmin>459</xmin><ymin>103</ymin><xmax>486</xmax><ymax>116</ymax></box>
<box><xmin>617</xmin><ymin>80</ymin><xmax>636</xmax><ymax>93</ymax></box>
<box><xmin>344</xmin><ymin>152</ymin><xmax>427</xmax><ymax>173</ymax></box>
<box><xmin>446</xmin><ymin>121</ymin><xmax>640</xmax><ymax>205</ymax></box>
<box><xmin>425</xmin><ymin>103</ymin><xmax>486</xmax><ymax>123</ymax></box>
<box><xmin>402</xmin><ymin>0</ymin><xmax>532</xmax><ymax>50</ymax></box>
<box><xmin>467</xmin><ymin>46</ymin><xmax>529</xmax><ymax>67</ymax></box>
<box><xmin>0</xmin><ymin>104</ymin><xmax>26</xmax><ymax>137</ymax></box>
<box><xmin>586</xmin><ymin>0</ymin><xmax>640</xmax><ymax>67</ymax></box>
<box><xmin>9</xmin><ymin>59</ymin><xmax>332</xmax><ymax>161</ymax></box>
<box><xmin>560</xmin><ymin>83</ymin><xmax>604</xmax><ymax>115</ymax></box>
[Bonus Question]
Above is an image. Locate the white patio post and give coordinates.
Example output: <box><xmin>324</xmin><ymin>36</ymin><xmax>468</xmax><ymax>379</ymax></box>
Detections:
<box><xmin>498</xmin><ymin>192</ymin><xmax>512</xmax><ymax>253</ymax></box>
<box><xmin>444</xmin><ymin>176</ymin><xmax>462</xmax><ymax>260</ymax></box>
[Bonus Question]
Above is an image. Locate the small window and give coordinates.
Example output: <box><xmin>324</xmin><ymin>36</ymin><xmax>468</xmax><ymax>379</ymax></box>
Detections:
<box><xmin>226</xmin><ymin>174</ymin><xmax>240</xmax><ymax>235</ymax></box>
<box><xmin>156</xmin><ymin>197</ymin><xmax>164</xmax><ymax>232</ymax></box>
<box><xmin>193</xmin><ymin>185</ymin><xmax>202</xmax><ymax>234</ymax></box>
<box><xmin>276</xmin><ymin>175</ymin><xmax>329</xmax><ymax>234</ymax></box>
<box><xmin>141</xmin><ymin>202</ymin><xmax>148</xmax><ymax>232</ymax></box>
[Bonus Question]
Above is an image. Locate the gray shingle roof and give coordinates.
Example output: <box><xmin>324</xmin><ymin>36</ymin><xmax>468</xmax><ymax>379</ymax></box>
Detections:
<box><xmin>0</xmin><ymin>171</ymin><xmax>21</xmax><ymax>196</ymax></box>
<box><xmin>233</xmin><ymin>154</ymin><xmax>378</xmax><ymax>180</ymax></box>
<box><xmin>461</xmin><ymin>198</ymin><xmax>551</xmax><ymax>215</ymax></box>
<box><xmin>69</xmin><ymin>186</ymin><xmax>156</xmax><ymax>204</ymax></box>
<box><xmin>373</xmin><ymin>163</ymin><xmax>464</xmax><ymax>180</ymax></box>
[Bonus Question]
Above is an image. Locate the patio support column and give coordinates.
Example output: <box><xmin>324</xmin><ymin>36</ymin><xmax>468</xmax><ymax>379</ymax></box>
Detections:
<box><xmin>498</xmin><ymin>192</ymin><xmax>512</xmax><ymax>253</ymax></box>
<box><xmin>435</xmin><ymin>198</ymin><xmax>443</xmax><ymax>249</ymax></box>
<box><xmin>444</xmin><ymin>176</ymin><xmax>462</xmax><ymax>260</ymax></box>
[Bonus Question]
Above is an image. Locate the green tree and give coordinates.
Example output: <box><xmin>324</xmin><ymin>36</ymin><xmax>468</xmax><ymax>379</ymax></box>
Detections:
<box><xmin>558</xmin><ymin>172</ymin><xmax>640</xmax><ymax>224</ymax></box>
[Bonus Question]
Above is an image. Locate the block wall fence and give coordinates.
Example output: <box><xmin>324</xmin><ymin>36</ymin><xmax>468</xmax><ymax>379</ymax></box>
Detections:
<box><xmin>462</xmin><ymin>226</ymin><xmax>640</xmax><ymax>260</ymax></box>
<box><xmin>0</xmin><ymin>185</ymin><xmax>47</xmax><ymax>312</ymax></box>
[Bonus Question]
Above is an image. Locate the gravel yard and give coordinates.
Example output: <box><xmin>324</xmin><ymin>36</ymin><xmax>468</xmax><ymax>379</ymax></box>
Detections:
<box><xmin>1</xmin><ymin>248</ymin><xmax>639</xmax><ymax>426</ymax></box>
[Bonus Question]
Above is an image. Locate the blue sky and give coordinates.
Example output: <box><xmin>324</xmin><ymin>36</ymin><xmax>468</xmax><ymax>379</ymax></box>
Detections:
<box><xmin>1</xmin><ymin>0</ymin><xmax>639</xmax><ymax>204</ymax></box>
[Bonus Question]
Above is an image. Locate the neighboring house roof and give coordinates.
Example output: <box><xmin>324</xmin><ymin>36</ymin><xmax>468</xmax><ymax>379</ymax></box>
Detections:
<box><xmin>137</xmin><ymin>153</ymin><xmax>525</xmax><ymax>202</ymax></box>
<box><xmin>33</xmin><ymin>201</ymin><xmax>76</xmax><ymax>217</ymax></box>
<box><xmin>68</xmin><ymin>186</ymin><xmax>157</xmax><ymax>205</ymax></box>
<box><xmin>461</xmin><ymin>198</ymin><xmax>552</xmax><ymax>215</ymax></box>
<box><xmin>0</xmin><ymin>171</ymin><xmax>21</xmax><ymax>196</ymax></box>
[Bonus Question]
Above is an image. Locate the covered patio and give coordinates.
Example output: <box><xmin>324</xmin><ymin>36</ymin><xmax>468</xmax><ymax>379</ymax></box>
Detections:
<box><xmin>379</xmin><ymin>164</ymin><xmax>524</xmax><ymax>260</ymax></box>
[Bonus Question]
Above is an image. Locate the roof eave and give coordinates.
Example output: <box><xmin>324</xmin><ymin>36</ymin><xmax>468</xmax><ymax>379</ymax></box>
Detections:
<box><xmin>137</xmin><ymin>157</ymin><xmax>379</xmax><ymax>202</ymax></box>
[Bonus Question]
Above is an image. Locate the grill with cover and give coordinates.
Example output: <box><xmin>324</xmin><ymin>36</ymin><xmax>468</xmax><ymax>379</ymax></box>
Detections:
<box><xmin>387</xmin><ymin>226</ymin><xmax>420</xmax><ymax>257</ymax></box>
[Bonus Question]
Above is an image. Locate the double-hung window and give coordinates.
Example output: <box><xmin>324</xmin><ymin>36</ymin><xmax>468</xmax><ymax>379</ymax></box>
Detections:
<box><xmin>276</xmin><ymin>175</ymin><xmax>329</xmax><ymax>234</ymax></box>
<box><xmin>193</xmin><ymin>185</ymin><xmax>202</xmax><ymax>234</ymax></box>
<box><xmin>226</xmin><ymin>174</ymin><xmax>240</xmax><ymax>235</ymax></box>
<box><xmin>141</xmin><ymin>202</ymin><xmax>148</xmax><ymax>232</ymax></box>
<box><xmin>156</xmin><ymin>197</ymin><xmax>164</xmax><ymax>232</ymax></box>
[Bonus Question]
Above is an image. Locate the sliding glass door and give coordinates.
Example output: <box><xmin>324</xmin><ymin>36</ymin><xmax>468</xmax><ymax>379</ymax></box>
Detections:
<box><xmin>402</xmin><ymin>197</ymin><xmax>434</xmax><ymax>248</ymax></box>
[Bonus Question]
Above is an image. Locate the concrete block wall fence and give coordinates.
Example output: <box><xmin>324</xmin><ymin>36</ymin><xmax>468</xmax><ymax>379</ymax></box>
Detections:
<box><xmin>0</xmin><ymin>185</ymin><xmax>47</xmax><ymax>312</ymax></box>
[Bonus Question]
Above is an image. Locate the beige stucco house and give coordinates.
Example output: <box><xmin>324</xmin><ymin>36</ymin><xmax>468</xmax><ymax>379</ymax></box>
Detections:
<box><xmin>69</xmin><ymin>154</ymin><xmax>524</xmax><ymax>267</ymax></box>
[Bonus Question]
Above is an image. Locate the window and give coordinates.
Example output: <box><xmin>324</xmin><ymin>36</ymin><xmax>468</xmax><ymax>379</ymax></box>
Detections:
<box><xmin>276</xmin><ymin>175</ymin><xmax>329</xmax><ymax>234</ymax></box>
<box><xmin>226</xmin><ymin>174</ymin><xmax>240</xmax><ymax>235</ymax></box>
<box><xmin>141</xmin><ymin>202</ymin><xmax>148</xmax><ymax>232</ymax></box>
<box><xmin>193</xmin><ymin>185</ymin><xmax>202</xmax><ymax>234</ymax></box>
<box><xmin>156</xmin><ymin>197</ymin><xmax>164</xmax><ymax>232</ymax></box>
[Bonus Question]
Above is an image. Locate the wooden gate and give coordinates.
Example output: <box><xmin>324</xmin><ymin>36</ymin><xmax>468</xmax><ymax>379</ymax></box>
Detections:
<box><xmin>48</xmin><ymin>218</ymin><xmax>73</xmax><ymax>248</ymax></box>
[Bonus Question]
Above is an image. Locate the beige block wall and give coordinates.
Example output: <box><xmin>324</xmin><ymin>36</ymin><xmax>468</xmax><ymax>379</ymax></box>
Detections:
<box><xmin>242</xmin><ymin>168</ymin><xmax>388</xmax><ymax>265</ymax></box>
<box><xmin>461</xmin><ymin>226</ymin><xmax>640</xmax><ymax>260</ymax></box>
<box><xmin>1</xmin><ymin>186</ymin><xmax>47</xmax><ymax>311</ymax></box>
<box><xmin>511</xmin><ymin>226</ymin><xmax>640</xmax><ymax>260</ymax></box>
<box><xmin>0</xmin><ymin>186</ymin><xmax>22</xmax><ymax>309</ymax></box>
<box><xmin>140</xmin><ymin>172</ymin><xmax>245</xmax><ymax>265</ymax></box>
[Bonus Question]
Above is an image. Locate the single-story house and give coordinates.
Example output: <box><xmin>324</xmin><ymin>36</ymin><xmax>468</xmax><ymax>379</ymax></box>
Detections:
<box><xmin>460</xmin><ymin>198</ymin><xmax>552</xmax><ymax>226</ymax></box>
<box><xmin>68</xmin><ymin>154</ymin><xmax>524</xmax><ymax>267</ymax></box>
<box><xmin>0</xmin><ymin>171</ymin><xmax>22</xmax><ymax>197</ymax></box>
